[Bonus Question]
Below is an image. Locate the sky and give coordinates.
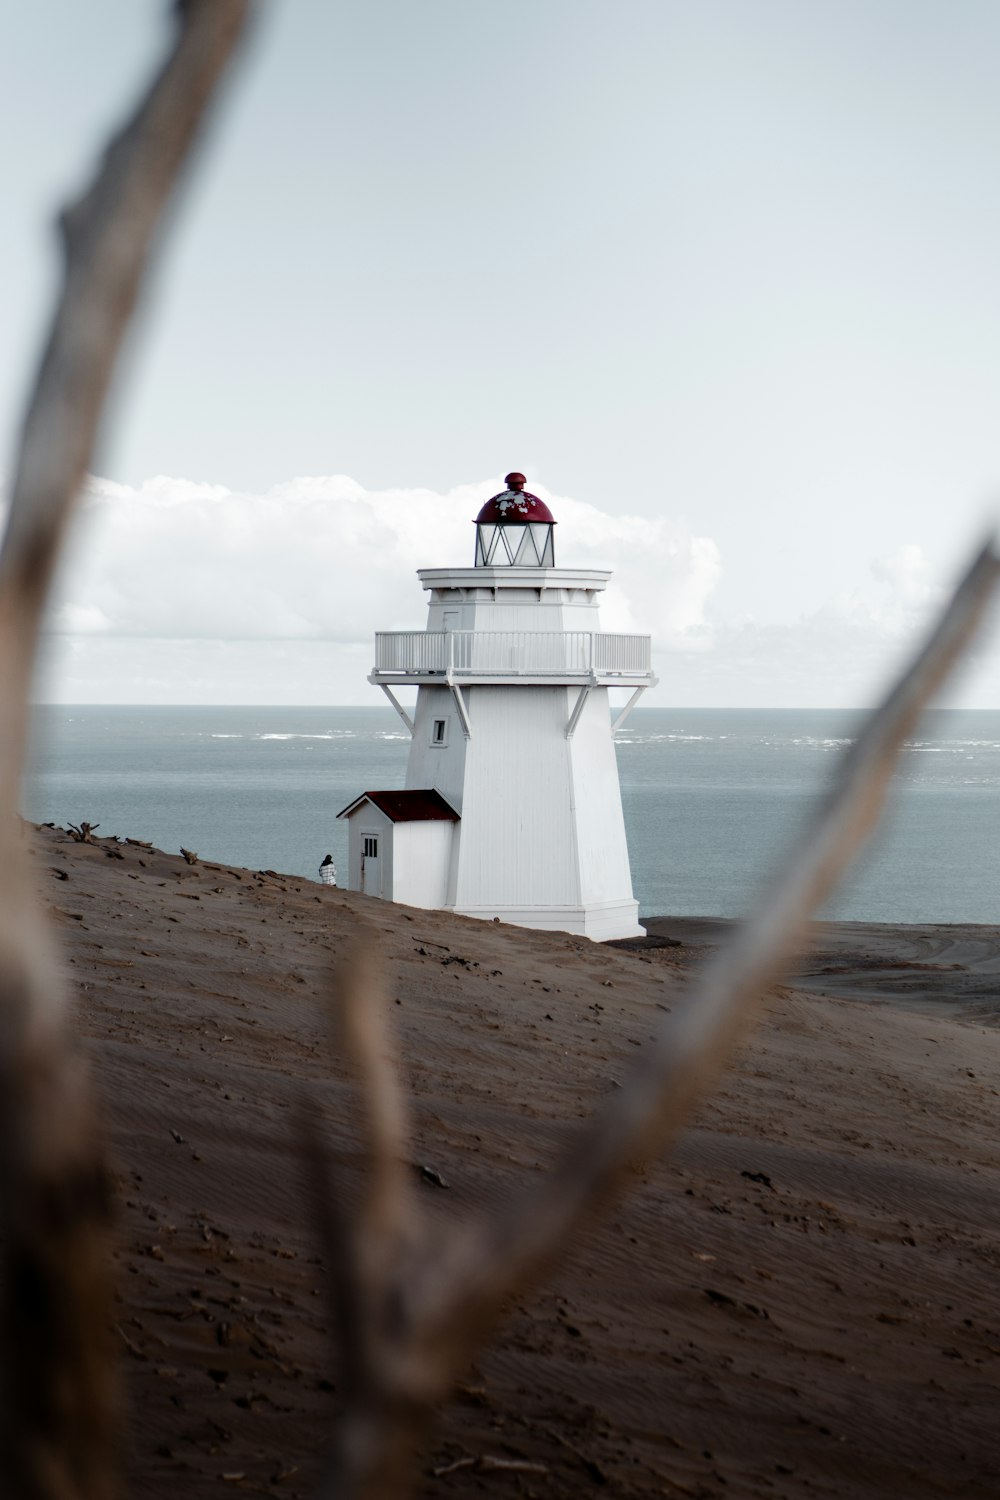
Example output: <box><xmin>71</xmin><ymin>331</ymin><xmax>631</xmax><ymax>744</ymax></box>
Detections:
<box><xmin>4</xmin><ymin>1</ymin><xmax>1000</xmax><ymax>706</ymax></box>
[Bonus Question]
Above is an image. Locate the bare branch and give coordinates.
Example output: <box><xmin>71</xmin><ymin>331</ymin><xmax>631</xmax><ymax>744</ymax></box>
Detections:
<box><xmin>336</xmin><ymin>942</ymin><xmax>415</xmax><ymax>1258</ymax></box>
<box><xmin>443</xmin><ymin>540</ymin><xmax>1000</xmax><ymax>1320</ymax></box>
<box><xmin>315</xmin><ymin>944</ymin><xmax>426</xmax><ymax>1500</ymax></box>
<box><xmin>0</xmin><ymin>912</ymin><xmax>118</xmax><ymax>1500</ymax></box>
<box><xmin>318</xmin><ymin>538</ymin><xmax>1000</xmax><ymax>1500</ymax></box>
<box><xmin>300</xmin><ymin>940</ymin><xmax>417</xmax><ymax>1416</ymax></box>
<box><xmin>0</xmin><ymin>5</ymin><xmax>254</xmax><ymax>1496</ymax></box>
<box><xmin>0</xmin><ymin>0</ymin><xmax>254</xmax><ymax>813</ymax></box>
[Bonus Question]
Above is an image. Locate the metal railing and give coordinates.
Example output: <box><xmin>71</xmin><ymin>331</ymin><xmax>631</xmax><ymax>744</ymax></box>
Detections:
<box><xmin>373</xmin><ymin>630</ymin><xmax>652</xmax><ymax>678</ymax></box>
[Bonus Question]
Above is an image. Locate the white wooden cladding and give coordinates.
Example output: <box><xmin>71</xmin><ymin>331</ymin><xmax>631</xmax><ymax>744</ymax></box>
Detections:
<box><xmin>374</xmin><ymin>629</ymin><xmax>652</xmax><ymax>678</ymax></box>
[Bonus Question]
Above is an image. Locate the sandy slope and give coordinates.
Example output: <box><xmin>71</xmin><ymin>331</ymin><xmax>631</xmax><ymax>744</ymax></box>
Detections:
<box><xmin>25</xmin><ymin>823</ymin><xmax>1000</xmax><ymax>1498</ymax></box>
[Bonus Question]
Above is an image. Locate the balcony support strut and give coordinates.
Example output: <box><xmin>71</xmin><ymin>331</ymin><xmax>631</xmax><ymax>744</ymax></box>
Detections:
<box><xmin>448</xmin><ymin>681</ymin><xmax>473</xmax><ymax>740</ymax></box>
<box><xmin>611</xmin><ymin>685</ymin><xmax>648</xmax><ymax>733</ymax></box>
<box><xmin>566</xmin><ymin>684</ymin><xmax>592</xmax><ymax>740</ymax></box>
<box><xmin>375</xmin><ymin>682</ymin><xmax>414</xmax><ymax>735</ymax></box>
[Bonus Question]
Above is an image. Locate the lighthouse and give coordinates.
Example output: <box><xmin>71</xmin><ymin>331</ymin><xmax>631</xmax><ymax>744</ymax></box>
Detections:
<box><xmin>337</xmin><ymin>473</ymin><xmax>656</xmax><ymax>940</ymax></box>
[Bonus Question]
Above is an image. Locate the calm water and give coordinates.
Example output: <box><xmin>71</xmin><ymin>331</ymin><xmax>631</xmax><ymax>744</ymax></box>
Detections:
<box><xmin>23</xmin><ymin>705</ymin><xmax>1000</xmax><ymax>923</ymax></box>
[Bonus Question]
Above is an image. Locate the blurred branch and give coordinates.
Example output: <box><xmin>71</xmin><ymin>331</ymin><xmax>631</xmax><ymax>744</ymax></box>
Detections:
<box><xmin>450</xmin><ymin>539</ymin><xmax>1000</xmax><ymax>1311</ymax></box>
<box><xmin>0</xmin><ymin>0</ymin><xmax>253</xmax><ymax>811</ymax></box>
<box><xmin>316</xmin><ymin>538</ymin><xmax>1000</xmax><ymax>1500</ymax></box>
<box><xmin>0</xmin><ymin>5</ymin><xmax>253</xmax><ymax>1497</ymax></box>
<box><xmin>312</xmin><ymin>947</ymin><xmax>428</xmax><ymax>1499</ymax></box>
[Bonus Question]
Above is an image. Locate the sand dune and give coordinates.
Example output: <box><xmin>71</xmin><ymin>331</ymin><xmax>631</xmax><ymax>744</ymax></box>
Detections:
<box><xmin>26</xmin><ymin>823</ymin><xmax>1000</xmax><ymax>1497</ymax></box>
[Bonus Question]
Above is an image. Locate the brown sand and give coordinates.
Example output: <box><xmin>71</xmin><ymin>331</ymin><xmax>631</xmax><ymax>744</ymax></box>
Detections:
<box><xmin>25</xmin><ymin>823</ymin><xmax>1000</xmax><ymax>1497</ymax></box>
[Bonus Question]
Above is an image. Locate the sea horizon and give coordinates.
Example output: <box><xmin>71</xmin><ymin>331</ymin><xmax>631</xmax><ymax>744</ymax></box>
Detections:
<box><xmin>24</xmin><ymin>703</ymin><xmax>1000</xmax><ymax>926</ymax></box>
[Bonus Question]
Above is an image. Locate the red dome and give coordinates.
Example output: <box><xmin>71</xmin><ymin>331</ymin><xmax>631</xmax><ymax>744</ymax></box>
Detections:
<box><xmin>475</xmin><ymin>488</ymin><xmax>556</xmax><ymax>525</ymax></box>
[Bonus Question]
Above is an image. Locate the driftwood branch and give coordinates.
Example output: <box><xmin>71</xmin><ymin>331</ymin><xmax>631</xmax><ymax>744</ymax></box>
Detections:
<box><xmin>0</xmin><ymin>5</ymin><xmax>253</xmax><ymax>1497</ymax></box>
<box><xmin>316</xmin><ymin>538</ymin><xmax>1000</xmax><ymax>1500</ymax></box>
<box><xmin>67</xmin><ymin>822</ymin><xmax>100</xmax><ymax>844</ymax></box>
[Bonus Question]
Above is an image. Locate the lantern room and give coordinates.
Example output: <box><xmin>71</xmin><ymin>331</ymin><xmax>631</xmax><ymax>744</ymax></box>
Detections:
<box><xmin>473</xmin><ymin>470</ymin><xmax>556</xmax><ymax>567</ymax></box>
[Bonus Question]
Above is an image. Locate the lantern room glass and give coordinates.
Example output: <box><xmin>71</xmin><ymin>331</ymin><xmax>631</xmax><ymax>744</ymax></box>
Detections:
<box><xmin>474</xmin><ymin>520</ymin><xmax>555</xmax><ymax>567</ymax></box>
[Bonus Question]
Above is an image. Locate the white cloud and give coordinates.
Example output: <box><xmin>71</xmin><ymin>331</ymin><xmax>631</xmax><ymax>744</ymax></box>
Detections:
<box><xmin>656</xmin><ymin>545</ymin><xmax>1000</xmax><ymax>709</ymax></box>
<box><xmin>48</xmin><ymin>601</ymin><xmax>112</xmax><ymax>634</ymax></box>
<box><xmin>869</xmin><ymin>542</ymin><xmax>941</xmax><ymax>614</ymax></box>
<box><xmin>30</xmin><ymin>473</ymin><xmax>1000</xmax><ymax>707</ymax></box>
<box><xmin>45</xmin><ymin>473</ymin><xmax>721</xmax><ymax>650</ymax></box>
<box><xmin>546</xmin><ymin>493</ymin><xmax>722</xmax><ymax>643</ymax></box>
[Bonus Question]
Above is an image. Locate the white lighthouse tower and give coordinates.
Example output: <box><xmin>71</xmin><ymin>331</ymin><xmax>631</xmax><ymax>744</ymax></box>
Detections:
<box><xmin>338</xmin><ymin>473</ymin><xmax>656</xmax><ymax>940</ymax></box>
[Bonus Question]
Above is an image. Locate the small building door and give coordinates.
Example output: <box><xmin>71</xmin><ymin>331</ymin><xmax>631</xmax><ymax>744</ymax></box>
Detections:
<box><xmin>360</xmin><ymin>832</ymin><xmax>381</xmax><ymax>897</ymax></box>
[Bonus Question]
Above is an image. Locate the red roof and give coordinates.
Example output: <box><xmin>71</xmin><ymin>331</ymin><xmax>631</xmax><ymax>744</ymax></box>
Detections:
<box><xmin>336</xmin><ymin>789</ymin><xmax>460</xmax><ymax>823</ymax></box>
<box><xmin>475</xmin><ymin>488</ymin><xmax>556</xmax><ymax>526</ymax></box>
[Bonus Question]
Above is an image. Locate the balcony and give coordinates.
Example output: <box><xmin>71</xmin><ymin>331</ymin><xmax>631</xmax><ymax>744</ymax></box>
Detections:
<box><xmin>370</xmin><ymin>630</ymin><xmax>654</xmax><ymax>686</ymax></box>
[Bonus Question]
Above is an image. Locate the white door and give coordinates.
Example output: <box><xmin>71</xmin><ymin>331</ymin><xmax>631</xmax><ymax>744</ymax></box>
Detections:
<box><xmin>360</xmin><ymin>832</ymin><xmax>381</xmax><ymax>896</ymax></box>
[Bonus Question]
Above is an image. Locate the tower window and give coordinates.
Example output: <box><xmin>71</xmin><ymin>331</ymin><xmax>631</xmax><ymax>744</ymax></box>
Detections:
<box><xmin>432</xmin><ymin>718</ymin><xmax>448</xmax><ymax>745</ymax></box>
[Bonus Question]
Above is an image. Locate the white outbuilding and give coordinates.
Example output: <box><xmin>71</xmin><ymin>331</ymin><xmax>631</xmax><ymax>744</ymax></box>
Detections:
<box><xmin>337</xmin><ymin>472</ymin><xmax>656</xmax><ymax>940</ymax></box>
<box><xmin>337</xmin><ymin>789</ymin><xmax>459</xmax><ymax>907</ymax></box>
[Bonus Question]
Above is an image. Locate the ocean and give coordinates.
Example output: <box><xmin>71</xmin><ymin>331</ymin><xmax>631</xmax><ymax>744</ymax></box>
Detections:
<box><xmin>22</xmin><ymin>705</ymin><xmax>1000</xmax><ymax>924</ymax></box>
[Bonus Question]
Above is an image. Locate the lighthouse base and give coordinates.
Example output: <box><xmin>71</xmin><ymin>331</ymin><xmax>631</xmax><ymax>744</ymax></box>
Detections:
<box><xmin>452</xmin><ymin>898</ymin><xmax>643</xmax><ymax>943</ymax></box>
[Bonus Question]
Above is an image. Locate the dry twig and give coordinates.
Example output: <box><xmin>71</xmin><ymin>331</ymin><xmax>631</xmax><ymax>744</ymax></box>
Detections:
<box><xmin>0</xmin><ymin>5</ymin><xmax>253</xmax><ymax>1496</ymax></box>
<box><xmin>431</xmin><ymin>1454</ymin><xmax>548</xmax><ymax>1478</ymax></box>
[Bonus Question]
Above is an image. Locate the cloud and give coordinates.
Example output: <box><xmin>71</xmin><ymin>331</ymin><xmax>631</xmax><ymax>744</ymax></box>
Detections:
<box><xmin>47</xmin><ymin>601</ymin><xmax>112</xmax><ymax>634</ymax></box>
<box><xmin>32</xmin><ymin>476</ymin><xmax>997</xmax><ymax>707</ymax></box>
<box><xmin>869</xmin><ymin>543</ymin><xmax>941</xmax><ymax>615</ymax></box>
<box><xmin>46</xmin><ymin>473</ymin><xmax>721</xmax><ymax>650</ymax></box>
<box><xmin>804</xmin><ymin>542</ymin><xmax>946</xmax><ymax>653</ymax></box>
<box><xmin>654</xmin><ymin>542</ymin><xmax>996</xmax><ymax>708</ymax></box>
<box><xmin>546</xmin><ymin>493</ymin><xmax>722</xmax><ymax>643</ymax></box>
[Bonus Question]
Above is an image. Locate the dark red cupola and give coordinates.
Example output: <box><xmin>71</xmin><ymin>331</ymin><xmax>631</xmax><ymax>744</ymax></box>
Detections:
<box><xmin>474</xmin><ymin>472</ymin><xmax>556</xmax><ymax>566</ymax></box>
